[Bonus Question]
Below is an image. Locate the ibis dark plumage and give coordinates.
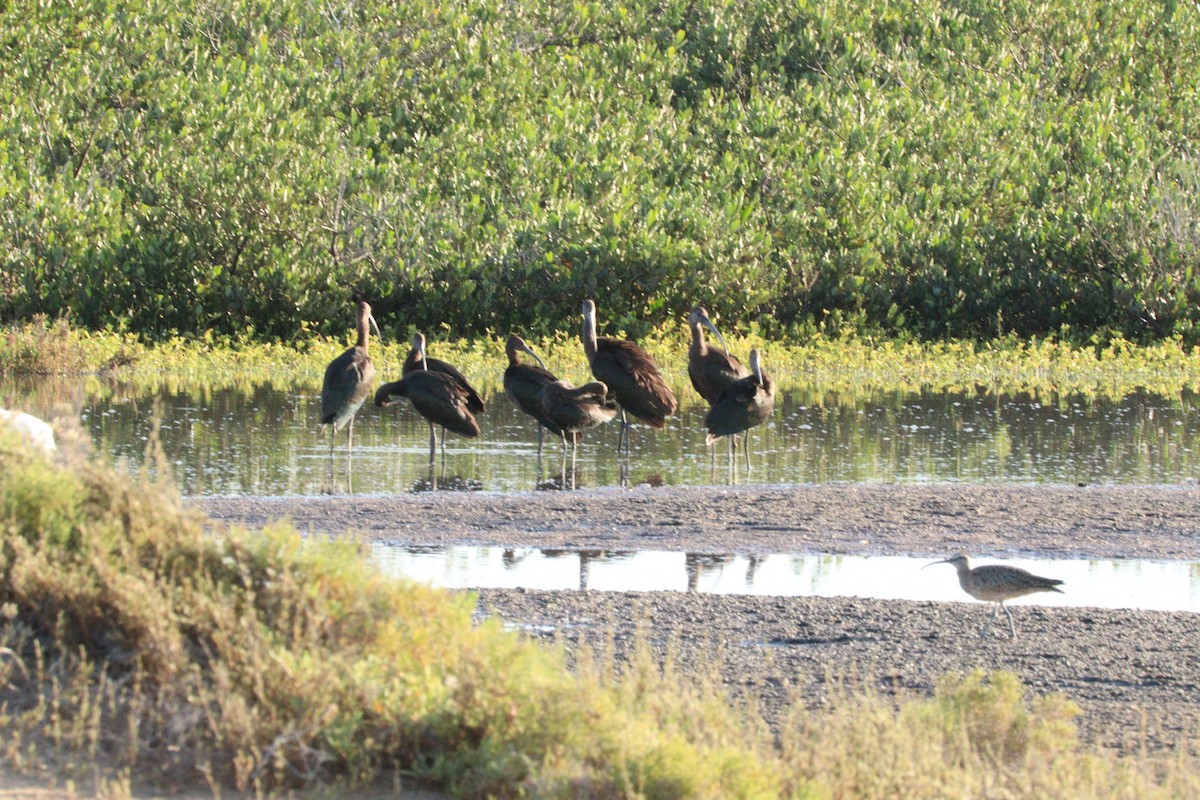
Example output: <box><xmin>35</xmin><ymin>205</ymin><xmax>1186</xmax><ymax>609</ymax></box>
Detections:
<box><xmin>581</xmin><ymin>298</ymin><xmax>677</xmax><ymax>454</ymax></box>
<box><xmin>320</xmin><ymin>300</ymin><xmax>380</xmax><ymax>491</ymax></box>
<box><xmin>687</xmin><ymin>306</ymin><xmax>749</xmax><ymax>405</ymax></box>
<box><xmin>704</xmin><ymin>348</ymin><xmax>775</xmax><ymax>470</ymax></box>
<box><xmin>403</xmin><ymin>332</ymin><xmax>485</xmax><ymax>415</ymax></box>
<box><xmin>539</xmin><ymin>379</ymin><xmax>618</xmax><ymax>487</ymax></box>
<box><xmin>374</xmin><ymin>371</ymin><xmax>481</xmax><ymax>465</ymax></box>
<box><xmin>688</xmin><ymin>305</ymin><xmax>751</xmax><ymax>466</ymax></box>
<box><xmin>503</xmin><ymin>335</ymin><xmax>575</xmax><ymax>457</ymax></box>
<box><xmin>377</xmin><ymin>334</ymin><xmax>481</xmax><ymax>466</ymax></box>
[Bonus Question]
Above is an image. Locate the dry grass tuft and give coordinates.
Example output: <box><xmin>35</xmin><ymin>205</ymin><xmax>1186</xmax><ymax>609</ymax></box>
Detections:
<box><xmin>0</xmin><ymin>429</ymin><xmax>782</xmax><ymax>797</ymax></box>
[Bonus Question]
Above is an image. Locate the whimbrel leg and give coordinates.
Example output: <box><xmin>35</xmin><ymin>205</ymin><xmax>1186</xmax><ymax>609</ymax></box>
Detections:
<box><xmin>616</xmin><ymin>407</ymin><xmax>630</xmax><ymax>456</ymax></box>
<box><xmin>980</xmin><ymin>604</ymin><xmax>1002</xmax><ymax>638</ymax></box>
<box><xmin>1002</xmin><ymin>603</ymin><xmax>1017</xmax><ymax>638</ymax></box>
<box><xmin>427</xmin><ymin>422</ymin><xmax>437</xmax><ymax>465</ymax></box>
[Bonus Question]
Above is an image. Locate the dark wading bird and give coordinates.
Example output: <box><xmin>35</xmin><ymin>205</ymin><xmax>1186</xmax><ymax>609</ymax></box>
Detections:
<box><xmin>704</xmin><ymin>348</ymin><xmax>775</xmax><ymax>471</ymax></box>
<box><xmin>503</xmin><ymin>335</ymin><xmax>577</xmax><ymax>458</ymax></box>
<box><xmin>539</xmin><ymin>379</ymin><xmax>618</xmax><ymax>488</ymax></box>
<box><xmin>687</xmin><ymin>306</ymin><xmax>749</xmax><ymax>403</ymax></box>
<box><xmin>581</xmin><ymin>298</ymin><xmax>677</xmax><ymax>455</ymax></box>
<box><xmin>403</xmin><ymin>332</ymin><xmax>486</xmax><ymax>415</ymax></box>
<box><xmin>925</xmin><ymin>554</ymin><xmax>1064</xmax><ymax>639</ymax></box>
<box><xmin>687</xmin><ymin>305</ymin><xmax>750</xmax><ymax>463</ymax></box>
<box><xmin>320</xmin><ymin>300</ymin><xmax>380</xmax><ymax>492</ymax></box>
<box><xmin>376</xmin><ymin>335</ymin><xmax>482</xmax><ymax>470</ymax></box>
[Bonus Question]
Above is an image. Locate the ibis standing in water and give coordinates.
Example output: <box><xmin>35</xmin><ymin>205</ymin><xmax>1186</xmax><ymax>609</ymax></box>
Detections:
<box><xmin>320</xmin><ymin>300</ymin><xmax>380</xmax><ymax>492</ymax></box>
<box><xmin>539</xmin><ymin>379</ymin><xmax>618</xmax><ymax>488</ymax></box>
<box><xmin>687</xmin><ymin>306</ymin><xmax>748</xmax><ymax>403</ymax></box>
<box><xmin>687</xmin><ymin>305</ymin><xmax>750</xmax><ymax>465</ymax></box>
<box><xmin>503</xmin><ymin>335</ymin><xmax>574</xmax><ymax>459</ymax></box>
<box><xmin>703</xmin><ymin>348</ymin><xmax>775</xmax><ymax>471</ymax></box>
<box><xmin>376</xmin><ymin>334</ymin><xmax>481</xmax><ymax>470</ymax></box>
<box><xmin>402</xmin><ymin>332</ymin><xmax>486</xmax><ymax>415</ymax></box>
<box><xmin>580</xmin><ymin>298</ymin><xmax>677</xmax><ymax>455</ymax></box>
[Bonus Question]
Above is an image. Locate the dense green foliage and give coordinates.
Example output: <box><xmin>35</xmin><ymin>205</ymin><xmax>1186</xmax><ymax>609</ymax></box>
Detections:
<box><xmin>2</xmin><ymin>0</ymin><xmax>1199</xmax><ymax>342</ymax></box>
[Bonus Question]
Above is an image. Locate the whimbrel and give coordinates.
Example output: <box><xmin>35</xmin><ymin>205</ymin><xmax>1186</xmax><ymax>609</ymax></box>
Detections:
<box><xmin>926</xmin><ymin>554</ymin><xmax>1063</xmax><ymax>638</ymax></box>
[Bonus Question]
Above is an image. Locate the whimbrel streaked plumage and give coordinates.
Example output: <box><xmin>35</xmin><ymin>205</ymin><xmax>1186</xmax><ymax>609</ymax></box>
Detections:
<box><xmin>926</xmin><ymin>554</ymin><xmax>1063</xmax><ymax>638</ymax></box>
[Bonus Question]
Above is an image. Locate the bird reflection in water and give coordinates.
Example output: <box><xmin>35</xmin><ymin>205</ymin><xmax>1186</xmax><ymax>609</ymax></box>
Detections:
<box><xmin>410</xmin><ymin>471</ymin><xmax>482</xmax><ymax>493</ymax></box>
<box><xmin>685</xmin><ymin>553</ymin><xmax>735</xmax><ymax>593</ymax></box>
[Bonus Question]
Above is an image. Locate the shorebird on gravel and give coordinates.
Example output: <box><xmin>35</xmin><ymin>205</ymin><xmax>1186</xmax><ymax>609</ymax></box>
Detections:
<box><xmin>926</xmin><ymin>554</ymin><xmax>1063</xmax><ymax>638</ymax></box>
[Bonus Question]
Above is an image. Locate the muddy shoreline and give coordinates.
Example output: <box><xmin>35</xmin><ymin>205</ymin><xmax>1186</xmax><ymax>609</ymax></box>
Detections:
<box><xmin>195</xmin><ymin>483</ymin><xmax>1200</xmax><ymax>754</ymax></box>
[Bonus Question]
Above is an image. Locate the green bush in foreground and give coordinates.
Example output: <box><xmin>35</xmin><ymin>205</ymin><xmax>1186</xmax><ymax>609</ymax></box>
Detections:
<box><xmin>0</xmin><ymin>428</ymin><xmax>782</xmax><ymax>797</ymax></box>
<box><xmin>1</xmin><ymin>430</ymin><xmax>1198</xmax><ymax>798</ymax></box>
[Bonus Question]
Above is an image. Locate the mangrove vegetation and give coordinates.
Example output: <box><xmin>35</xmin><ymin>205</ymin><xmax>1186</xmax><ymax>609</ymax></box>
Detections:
<box><xmin>2</xmin><ymin>0</ymin><xmax>1199</xmax><ymax>343</ymax></box>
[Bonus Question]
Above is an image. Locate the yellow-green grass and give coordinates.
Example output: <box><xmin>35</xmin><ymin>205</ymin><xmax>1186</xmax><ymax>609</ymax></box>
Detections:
<box><xmin>3</xmin><ymin>428</ymin><xmax>1200</xmax><ymax>797</ymax></box>
<box><xmin>5</xmin><ymin>317</ymin><xmax>1200</xmax><ymax>401</ymax></box>
<box><xmin>0</xmin><ymin>426</ymin><xmax>782</xmax><ymax>798</ymax></box>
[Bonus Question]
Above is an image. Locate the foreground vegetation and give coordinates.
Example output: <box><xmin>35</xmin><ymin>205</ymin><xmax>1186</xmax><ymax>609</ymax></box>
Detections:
<box><xmin>3</xmin><ymin>424</ymin><xmax>1200</xmax><ymax>797</ymax></box>
<box><xmin>5</xmin><ymin>316</ymin><xmax>1200</xmax><ymax>403</ymax></box>
<box><xmin>2</xmin><ymin>0</ymin><xmax>1199</xmax><ymax>342</ymax></box>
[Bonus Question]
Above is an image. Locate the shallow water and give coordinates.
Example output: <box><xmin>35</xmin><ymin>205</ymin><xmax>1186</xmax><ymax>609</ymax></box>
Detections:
<box><xmin>6</xmin><ymin>378</ymin><xmax>1200</xmax><ymax>494</ymax></box>
<box><xmin>372</xmin><ymin>545</ymin><xmax>1200</xmax><ymax>612</ymax></box>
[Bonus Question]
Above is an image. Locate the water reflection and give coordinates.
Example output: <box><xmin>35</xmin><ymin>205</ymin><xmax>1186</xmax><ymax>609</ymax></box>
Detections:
<box><xmin>371</xmin><ymin>545</ymin><xmax>1200</xmax><ymax>612</ymax></box>
<box><xmin>5</xmin><ymin>377</ymin><xmax>1200</xmax><ymax>495</ymax></box>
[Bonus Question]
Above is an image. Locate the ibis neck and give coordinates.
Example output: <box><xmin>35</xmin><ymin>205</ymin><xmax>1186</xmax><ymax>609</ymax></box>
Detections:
<box><xmin>582</xmin><ymin>319</ymin><xmax>598</xmax><ymax>361</ymax></box>
<box><xmin>356</xmin><ymin>309</ymin><xmax>371</xmax><ymax>351</ymax></box>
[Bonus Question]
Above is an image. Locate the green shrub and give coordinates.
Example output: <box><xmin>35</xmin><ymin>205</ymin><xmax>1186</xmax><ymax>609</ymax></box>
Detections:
<box><xmin>1</xmin><ymin>0</ymin><xmax>1198</xmax><ymax>342</ymax></box>
<box><xmin>0</xmin><ymin>428</ymin><xmax>784</xmax><ymax>797</ymax></box>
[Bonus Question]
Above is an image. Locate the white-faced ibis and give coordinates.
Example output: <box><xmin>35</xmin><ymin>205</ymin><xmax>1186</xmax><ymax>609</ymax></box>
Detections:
<box><xmin>320</xmin><ymin>300</ymin><xmax>380</xmax><ymax>491</ymax></box>
<box><xmin>925</xmin><ymin>554</ymin><xmax>1064</xmax><ymax>638</ymax></box>
<box><xmin>581</xmin><ymin>298</ymin><xmax>677</xmax><ymax>455</ymax></box>
<box><xmin>688</xmin><ymin>306</ymin><xmax>751</xmax><ymax>466</ymax></box>
<box><xmin>539</xmin><ymin>379</ymin><xmax>618</xmax><ymax>488</ymax></box>
<box><xmin>375</xmin><ymin>335</ymin><xmax>481</xmax><ymax>469</ymax></box>
<box><xmin>0</xmin><ymin>409</ymin><xmax>56</xmax><ymax>453</ymax></box>
<box><xmin>403</xmin><ymin>332</ymin><xmax>485</xmax><ymax>415</ymax></box>
<box><xmin>687</xmin><ymin>306</ymin><xmax>749</xmax><ymax>404</ymax></box>
<box><xmin>503</xmin><ymin>335</ymin><xmax>576</xmax><ymax>458</ymax></box>
<box><xmin>704</xmin><ymin>348</ymin><xmax>775</xmax><ymax>471</ymax></box>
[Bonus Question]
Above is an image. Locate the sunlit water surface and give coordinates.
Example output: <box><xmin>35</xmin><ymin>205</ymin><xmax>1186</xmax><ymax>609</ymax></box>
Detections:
<box><xmin>4</xmin><ymin>378</ymin><xmax>1200</xmax><ymax>495</ymax></box>
<box><xmin>7</xmin><ymin>377</ymin><xmax>1200</xmax><ymax>610</ymax></box>
<box><xmin>372</xmin><ymin>546</ymin><xmax>1200</xmax><ymax>612</ymax></box>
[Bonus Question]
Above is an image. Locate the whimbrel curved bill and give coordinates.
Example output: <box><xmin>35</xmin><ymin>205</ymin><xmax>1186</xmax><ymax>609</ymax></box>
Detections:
<box><xmin>926</xmin><ymin>554</ymin><xmax>1064</xmax><ymax>638</ymax></box>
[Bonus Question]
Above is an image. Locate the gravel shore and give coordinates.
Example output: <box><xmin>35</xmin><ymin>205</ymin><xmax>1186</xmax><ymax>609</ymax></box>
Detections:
<box><xmin>196</xmin><ymin>482</ymin><xmax>1200</xmax><ymax>753</ymax></box>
